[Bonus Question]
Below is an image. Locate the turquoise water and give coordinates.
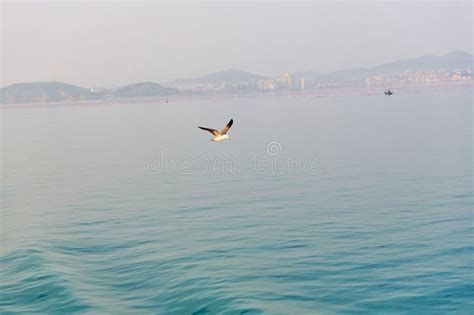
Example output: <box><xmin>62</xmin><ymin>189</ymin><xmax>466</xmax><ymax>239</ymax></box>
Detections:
<box><xmin>1</xmin><ymin>87</ymin><xmax>473</xmax><ymax>314</ymax></box>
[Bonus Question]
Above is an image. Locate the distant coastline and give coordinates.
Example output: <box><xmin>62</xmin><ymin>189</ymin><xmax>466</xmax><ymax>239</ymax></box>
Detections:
<box><xmin>1</xmin><ymin>51</ymin><xmax>472</xmax><ymax>105</ymax></box>
<box><xmin>1</xmin><ymin>80</ymin><xmax>471</xmax><ymax>109</ymax></box>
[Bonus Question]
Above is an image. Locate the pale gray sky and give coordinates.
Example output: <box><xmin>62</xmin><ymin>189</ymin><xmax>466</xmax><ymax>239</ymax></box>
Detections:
<box><xmin>1</xmin><ymin>1</ymin><xmax>472</xmax><ymax>87</ymax></box>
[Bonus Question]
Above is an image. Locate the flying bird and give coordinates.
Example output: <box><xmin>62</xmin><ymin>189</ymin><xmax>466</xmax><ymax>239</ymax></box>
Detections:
<box><xmin>199</xmin><ymin>119</ymin><xmax>233</xmax><ymax>142</ymax></box>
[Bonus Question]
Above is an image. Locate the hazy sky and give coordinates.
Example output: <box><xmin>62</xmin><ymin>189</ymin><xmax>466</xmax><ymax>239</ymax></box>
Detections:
<box><xmin>1</xmin><ymin>1</ymin><xmax>472</xmax><ymax>87</ymax></box>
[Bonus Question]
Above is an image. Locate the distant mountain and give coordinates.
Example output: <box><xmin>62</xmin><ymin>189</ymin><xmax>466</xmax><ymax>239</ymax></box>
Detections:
<box><xmin>0</xmin><ymin>81</ymin><xmax>179</xmax><ymax>104</ymax></box>
<box><xmin>170</xmin><ymin>69</ymin><xmax>267</xmax><ymax>85</ymax></box>
<box><xmin>0</xmin><ymin>81</ymin><xmax>101</xmax><ymax>104</ymax></box>
<box><xmin>112</xmin><ymin>82</ymin><xmax>178</xmax><ymax>98</ymax></box>
<box><xmin>317</xmin><ymin>51</ymin><xmax>474</xmax><ymax>80</ymax></box>
<box><xmin>370</xmin><ymin>51</ymin><xmax>473</xmax><ymax>73</ymax></box>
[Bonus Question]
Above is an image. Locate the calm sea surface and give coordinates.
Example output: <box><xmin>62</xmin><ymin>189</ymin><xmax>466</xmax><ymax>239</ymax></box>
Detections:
<box><xmin>1</xmin><ymin>87</ymin><xmax>473</xmax><ymax>314</ymax></box>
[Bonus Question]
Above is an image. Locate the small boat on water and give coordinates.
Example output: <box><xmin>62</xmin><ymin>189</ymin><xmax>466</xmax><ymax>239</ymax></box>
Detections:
<box><xmin>384</xmin><ymin>89</ymin><xmax>393</xmax><ymax>95</ymax></box>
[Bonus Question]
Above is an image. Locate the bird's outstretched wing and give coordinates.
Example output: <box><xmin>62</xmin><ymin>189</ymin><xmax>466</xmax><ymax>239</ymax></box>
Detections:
<box><xmin>199</xmin><ymin>126</ymin><xmax>220</xmax><ymax>136</ymax></box>
<box><xmin>221</xmin><ymin>119</ymin><xmax>233</xmax><ymax>135</ymax></box>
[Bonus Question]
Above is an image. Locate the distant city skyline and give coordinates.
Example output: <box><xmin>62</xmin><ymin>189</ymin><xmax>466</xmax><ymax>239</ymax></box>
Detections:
<box><xmin>2</xmin><ymin>1</ymin><xmax>472</xmax><ymax>87</ymax></box>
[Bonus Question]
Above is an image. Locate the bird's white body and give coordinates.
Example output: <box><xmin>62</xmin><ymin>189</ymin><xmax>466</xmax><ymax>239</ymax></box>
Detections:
<box><xmin>211</xmin><ymin>134</ymin><xmax>230</xmax><ymax>142</ymax></box>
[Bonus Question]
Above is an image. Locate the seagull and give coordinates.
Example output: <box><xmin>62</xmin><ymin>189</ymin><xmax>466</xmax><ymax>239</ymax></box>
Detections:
<box><xmin>199</xmin><ymin>119</ymin><xmax>233</xmax><ymax>142</ymax></box>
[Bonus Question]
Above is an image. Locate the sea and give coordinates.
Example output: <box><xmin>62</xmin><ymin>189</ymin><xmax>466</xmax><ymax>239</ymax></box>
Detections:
<box><xmin>1</xmin><ymin>86</ymin><xmax>473</xmax><ymax>314</ymax></box>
